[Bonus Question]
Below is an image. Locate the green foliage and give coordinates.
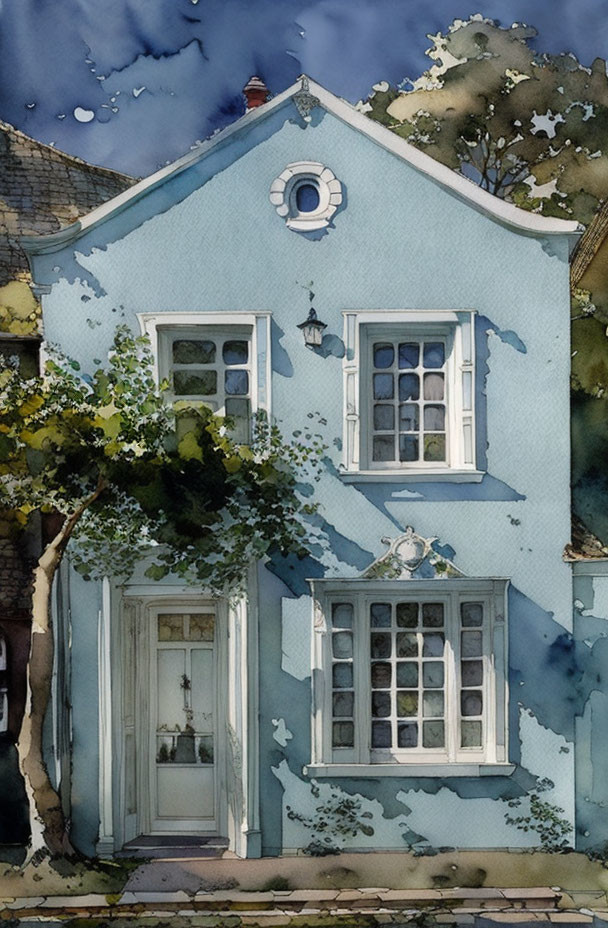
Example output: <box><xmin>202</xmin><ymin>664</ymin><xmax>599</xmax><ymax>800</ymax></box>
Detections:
<box><xmin>0</xmin><ymin>325</ymin><xmax>324</xmax><ymax>593</ymax></box>
<box><xmin>286</xmin><ymin>783</ymin><xmax>375</xmax><ymax>855</ymax></box>
<box><xmin>503</xmin><ymin>779</ymin><xmax>573</xmax><ymax>851</ymax></box>
<box><xmin>365</xmin><ymin>16</ymin><xmax>608</xmax><ymax>222</ymax></box>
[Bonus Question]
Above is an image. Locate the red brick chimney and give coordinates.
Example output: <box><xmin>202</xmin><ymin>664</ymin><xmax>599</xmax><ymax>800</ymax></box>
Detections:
<box><xmin>243</xmin><ymin>76</ymin><xmax>270</xmax><ymax>110</ymax></box>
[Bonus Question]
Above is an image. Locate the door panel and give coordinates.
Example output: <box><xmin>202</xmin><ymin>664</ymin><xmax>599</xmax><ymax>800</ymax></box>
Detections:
<box><xmin>150</xmin><ymin>609</ymin><xmax>218</xmax><ymax>832</ymax></box>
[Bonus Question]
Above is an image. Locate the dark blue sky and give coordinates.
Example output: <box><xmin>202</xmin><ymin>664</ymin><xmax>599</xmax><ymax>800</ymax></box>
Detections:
<box><xmin>0</xmin><ymin>0</ymin><xmax>606</xmax><ymax>177</ymax></box>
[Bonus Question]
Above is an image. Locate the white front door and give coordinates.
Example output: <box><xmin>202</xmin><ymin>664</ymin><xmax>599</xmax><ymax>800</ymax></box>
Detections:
<box><xmin>149</xmin><ymin>606</ymin><xmax>218</xmax><ymax>832</ymax></box>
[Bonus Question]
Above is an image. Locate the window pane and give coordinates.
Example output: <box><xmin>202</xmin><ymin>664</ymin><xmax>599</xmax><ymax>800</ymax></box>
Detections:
<box><xmin>372</xmin><ymin>720</ymin><xmax>392</xmax><ymax>748</ymax></box>
<box><xmin>174</xmin><ymin>370</ymin><xmax>217</xmax><ymax>395</ymax></box>
<box><xmin>461</xmin><ymin>690</ymin><xmax>483</xmax><ymax>716</ymax></box>
<box><xmin>332</xmin><ymin>631</ymin><xmax>353</xmax><ymax>659</ymax></box>
<box><xmin>461</xmin><ymin>631</ymin><xmax>482</xmax><ymax>657</ymax></box>
<box><xmin>396</xmin><ymin>602</ymin><xmax>418</xmax><ymax>627</ymax></box>
<box><xmin>423</xmin><ymin>720</ymin><xmax>445</xmax><ymax>748</ymax></box>
<box><xmin>332</xmin><ymin>603</ymin><xmax>353</xmax><ymax>628</ymax></box>
<box><xmin>373</xmin><ymin>373</ymin><xmax>394</xmax><ymax>399</ymax></box>
<box><xmin>461</xmin><ymin>720</ymin><xmax>482</xmax><ymax>747</ymax></box>
<box><xmin>423</xmin><ymin>342</ymin><xmax>445</xmax><ymax>368</ymax></box>
<box><xmin>225</xmin><ymin>369</ymin><xmax>249</xmax><ymax>395</ymax></box>
<box><xmin>423</xmin><ymin>434</ymin><xmax>446</xmax><ymax>462</ymax></box>
<box><xmin>371</xmin><ymin>662</ymin><xmax>392</xmax><ymax>688</ymax></box>
<box><xmin>373</xmin><ymin>436</ymin><xmax>395</xmax><ymax>462</ymax></box>
<box><xmin>396</xmin><ymin>691</ymin><xmax>418</xmax><ymax>717</ymax></box>
<box><xmin>333</xmin><ymin>691</ymin><xmax>354</xmax><ymax>717</ymax></box>
<box><xmin>396</xmin><ymin>661</ymin><xmax>418</xmax><ymax>687</ymax></box>
<box><xmin>296</xmin><ymin>183</ymin><xmax>320</xmax><ymax>213</ymax></box>
<box><xmin>461</xmin><ymin>603</ymin><xmax>483</xmax><ymax>627</ymax></box>
<box><xmin>423</xmin><ymin>661</ymin><xmax>444</xmax><ymax>688</ymax></box>
<box><xmin>461</xmin><ymin>660</ymin><xmax>483</xmax><ymax>686</ymax></box>
<box><xmin>397</xmin><ymin>722</ymin><xmax>418</xmax><ymax>748</ymax></box>
<box><xmin>370</xmin><ymin>602</ymin><xmax>391</xmax><ymax>627</ymax></box>
<box><xmin>333</xmin><ymin>663</ymin><xmax>353</xmax><ymax>688</ymax></box>
<box><xmin>399</xmin><ymin>435</ymin><xmax>419</xmax><ymax>462</ymax></box>
<box><xmin>225</xmin><ymin>398</ymin><xmax>250</xmax><ymax>443</ymax></box>
<box><xmin>398</xmin><ymin>343</ymin><xmax>419</xmax><ymax>369</ymax></box>
<box><xmin>396</xmin><ymin>633</ymin><xmax>418</xmax><ymax>658</ymax></box>
<box><xmin>188</xmin><ymin>614</ymin><xmax>215</xmax><ymax>641</ymax></box>
<box><xmin>372</xmin><ymin>691</ymin><xmax>391</xmax><ymax>718</ymax></box>
<box><xmin>399</xmin><ymin>404</ymin><xmax>419</xmax><ymax>431</ymax></box>
<box><xmin>373</xmin><ymin>343</ymin><xmax>394</xmax><ymax>369</ymax></box>
<box><xmin>424</xmin><ymin>405</ymin><xmax>445</xmax><ymax>431</ymax></box>
<box><xmin>173</xmin><ymin>339</ymin><xmax>215</xmax><ymax>364</ymax></box>
<box><xmin>333</xmin><ymin>721</ymin><xmax>354</xmax><ymax>747</ymax></box>
<box><xmin>423</xmin><ymin>372</ymin><xmax>444</xmax><ymax>401</ymax></box>
<box><xmin>422</xmin><ymin>603</ymin><xmax>443</xmax><ymax>627</ymax></box>
<box><xmin>374</xmin><ymin>404</ymin><xmax>394</xmax><ymax>430</ymax></box>
<box><xmin>223</xmin><ymin>340</ymin><xmax>249</xmax><ymax>365</ymax></box>
<box><xmin>423</xmin><ymin>691</ymin><xmax>444</xmax><ymax>717</ymax></box>
<box><xmin>399</xmin><ymin>373</ymin><xmax>419</xmax><ymax>401</ymax></box>
<box><xmin>371</xmin><ymin>633</ymin><xmax>391</xmax><ymax>659</ymax></box>
<box><xmin>422</xmin><ymin>632</ymin><xmax>445</xmax><ymax>657</ymax></box>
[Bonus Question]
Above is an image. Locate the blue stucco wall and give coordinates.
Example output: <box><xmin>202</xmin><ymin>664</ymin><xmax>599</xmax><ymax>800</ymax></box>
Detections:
<box><xmin>33</xmin><ymin>97</ymin><xmax>578</xmax><ymax>854</ymax></box>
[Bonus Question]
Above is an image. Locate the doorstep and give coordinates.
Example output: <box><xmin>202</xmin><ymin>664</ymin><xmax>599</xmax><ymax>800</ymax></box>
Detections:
<box><xmin>116</xmin><ymin>834</ymin><xmax>229</xmax><ymax>859</ymax></box>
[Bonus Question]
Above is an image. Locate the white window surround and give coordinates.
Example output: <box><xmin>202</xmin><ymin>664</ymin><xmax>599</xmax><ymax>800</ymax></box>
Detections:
<box><xmin>308</xmin><ymin>577</ymin><xmax>511</xmax><ymax>778</ymax></box>
<box><xmin>341</xmin><ymin>310</ymin><xmax>483</xmax><ymax>482</ymax></box>
<box><xmin>137</xmin><ymin>312</ymin><xmax>272</xmax><ymax>418</ymax></box>
<box><xmin>269</xmin><ymin>161</ymin><xmax>342</xmax><ymax>232</ymax></box>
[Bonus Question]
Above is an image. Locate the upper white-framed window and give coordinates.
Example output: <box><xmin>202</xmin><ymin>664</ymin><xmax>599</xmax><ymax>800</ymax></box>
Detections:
<box><xmin>341</xmin><ymin>310</ymin><xmax>482</xmax><ymax>482</ymax></box>
<box><xmin>308</xmin><ymin>578</ymin><xmax>510</xmax><ymax>776</ymax></box>
<box><xmin>138</xmin><ymin>312</ymin><xmax>272</xmax><ymax>443</ymax></box>
<box><xmin>269</xmin><ymin>161</ymin><xmax>342</xmax><ymax>232</ymax></box>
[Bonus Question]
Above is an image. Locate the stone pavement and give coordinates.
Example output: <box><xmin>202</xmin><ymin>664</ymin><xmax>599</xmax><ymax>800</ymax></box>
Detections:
<box><xmin>3</xmin><ymin>885</ymin><xmax>608</xmax><ymax>926</ymax></box>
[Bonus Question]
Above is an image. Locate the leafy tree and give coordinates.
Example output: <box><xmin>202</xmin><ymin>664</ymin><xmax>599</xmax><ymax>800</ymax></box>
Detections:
<box><xmin>0</xmin><ymin>326</ymin><xmax>321</xmax><ymax>859</ymax></box>
<box><xmin>363</xmin><ymin>16</ymin><xmax>608</xmax><ymax>225</ymax></box>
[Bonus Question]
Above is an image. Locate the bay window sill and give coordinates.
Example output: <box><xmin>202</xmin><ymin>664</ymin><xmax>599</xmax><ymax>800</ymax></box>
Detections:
<box><xmin>303</xmin><ymin>763</ymin><xmax>515</xmax><ymax>778</ymax></box>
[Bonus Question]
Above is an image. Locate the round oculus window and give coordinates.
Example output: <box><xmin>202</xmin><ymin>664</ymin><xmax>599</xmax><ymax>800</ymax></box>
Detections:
<box><xmin>270</xmin><ymin>161</ymin><xmax>343</xmax><ymax>231</ymax></box>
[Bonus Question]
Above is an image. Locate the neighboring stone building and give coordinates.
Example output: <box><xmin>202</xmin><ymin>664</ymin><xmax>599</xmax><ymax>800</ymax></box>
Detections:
<box><xmin>0</xmin><ymin>120</ymin><xmax>134</xmax><ymax>845</ymax></box>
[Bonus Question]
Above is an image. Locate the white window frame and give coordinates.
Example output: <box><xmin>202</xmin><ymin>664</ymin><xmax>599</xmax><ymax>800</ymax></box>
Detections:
<box><xmin>308</xmin><ymin>577</ymin><xmax>512</xmax><ymax>778</ymax></box>
<box><xmin>137</xmin><ymin>312</ymin><xmax>272</xmax><ymax>422</ymax></box>
<box><xmin>341</xmin><ymin>310</ymin><xmax>483</xmax><ymax>482</ymax></box>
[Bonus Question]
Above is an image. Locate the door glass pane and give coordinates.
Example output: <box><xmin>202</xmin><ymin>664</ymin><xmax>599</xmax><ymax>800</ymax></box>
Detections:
<box><xmin>158</xmin><ymin>614</ymin><xmax>185</xmax><ymax>641</ymax></box>
<box><xmin>191</xmin><ymin>648</ymin><xmax>214</xmax><ymax>730</ymax></box>
<box><xmin>188</xmin><ymin>614</ymin><xmax>215</xmax><ymax>641</ymax></box>
<box><xmin>157</xmin><ymin>649</ymin><xmax>186</xmax><ymax>731</ymax></box>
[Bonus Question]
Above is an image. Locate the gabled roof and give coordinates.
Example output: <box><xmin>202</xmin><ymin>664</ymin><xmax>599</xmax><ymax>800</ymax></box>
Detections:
<box><xmin>0</xmin><ymin>119</ymin><xmax>135</xmax><ymax>284</ymax></box>
<box><xmin>21</xmin><ymin>77</ymin><xmax>581</xmax><ymax>257</ymax></box>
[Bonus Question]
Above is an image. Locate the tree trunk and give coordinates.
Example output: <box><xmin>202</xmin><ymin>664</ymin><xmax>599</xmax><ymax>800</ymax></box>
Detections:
<box><xmin>16</xmin><ymin>479</ymin><xmax>106</xmax><ymax>860</ymax></box>
<box><xmin>16</xmin><ymin>543</ymin><xmax>75</xmax><ymax>859</ymax></box>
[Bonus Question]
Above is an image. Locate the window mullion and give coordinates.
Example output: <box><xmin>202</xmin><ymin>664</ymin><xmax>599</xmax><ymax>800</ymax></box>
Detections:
<box><xmin>446</xmin><ymin>591</ymin><xmax>459</xmax><ymax>763</ymax></box>
<box><xmin>355</xmin><ymin>597</ymin><xmax>370</xmax><ymax>764</ymax></box>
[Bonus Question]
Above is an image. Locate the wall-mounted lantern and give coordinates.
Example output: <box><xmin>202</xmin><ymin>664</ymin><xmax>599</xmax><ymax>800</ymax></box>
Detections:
<box><xmin>297</xmin><ymin>307</ymin><xmax>327</xmax><ymax>348</ymax></box>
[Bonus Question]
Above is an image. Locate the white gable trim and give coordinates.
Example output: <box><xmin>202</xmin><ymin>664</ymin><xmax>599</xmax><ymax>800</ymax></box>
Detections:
<box><xmin>21</xmin><ymin>76</ymin><xmax>580</xmax><ymax>257</ymax></box>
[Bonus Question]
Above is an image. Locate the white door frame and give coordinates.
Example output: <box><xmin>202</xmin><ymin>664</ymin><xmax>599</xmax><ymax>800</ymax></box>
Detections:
<box><xmin>98</xmin><ymin>574</ymin><xmax>261</xmax><ymax>858</ymax></box>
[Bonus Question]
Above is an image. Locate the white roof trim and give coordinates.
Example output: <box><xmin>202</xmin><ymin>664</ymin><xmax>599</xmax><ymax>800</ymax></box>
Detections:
<box><xmin>21</xmin><ymin>76</ymin><xmax>581</xmax><ymax>256</ymax></box>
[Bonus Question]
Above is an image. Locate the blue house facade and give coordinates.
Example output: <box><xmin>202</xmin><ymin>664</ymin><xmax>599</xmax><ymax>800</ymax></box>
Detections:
<box><xmin>22</xmin><ymin>77</ymin><xmax>606</xmax><ymax>859</ymax></box>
